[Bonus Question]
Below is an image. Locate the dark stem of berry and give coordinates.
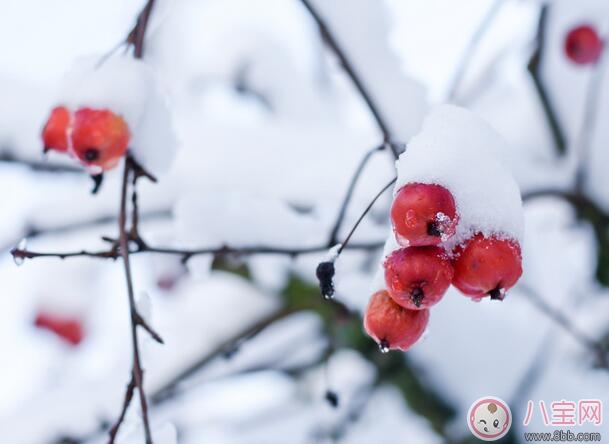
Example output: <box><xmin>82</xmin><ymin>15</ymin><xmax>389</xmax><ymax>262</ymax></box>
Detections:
<box><xmin>489</xmin><ymin>287</ymin><xmax>504</xmax><ymax>301</ymax></box>
<box><xmin>427</xmin><ymin>221</ymin><xmax>442</xmax><ymax>237</ymax></box>
<box><xmin>379</xmin><ymin>339</ymin><xmax>390</xmax><ymax>352</ymax></box>
<box><xmin>90</xmin><ymin>173</ymin><xmax>104</xmax><ymax>194</ymax></box>
<box><xmin>324</xmin><ymin>390</ymin><xmax>340</xmax><ymax>408</ymax></box>
<box><xmin>411</xmin><ymin>287</ymin><xmax>425</xmax><ymax>308</ymax></box>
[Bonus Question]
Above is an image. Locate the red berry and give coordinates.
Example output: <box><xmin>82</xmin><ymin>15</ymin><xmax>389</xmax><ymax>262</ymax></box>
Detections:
<box><xmin>391</xmin><ymin>183</ymin><xmax>458</xmax><ymax>246</ymax></box>
<box><xmin>71</xmin><ymin>108</ymin><xmax>130</xmax><ymax>171</ymax></box>
<box><xmin>364</xmin><ymin>290</ymin><xmax>429</xmax><ymax>352</ymax></box>
<box><xmin>34</xmin><ymin>312</ymin><xmax>84</xmax><ymax>346</ymax></box>
<box><xmin>42</xmin><ymin>106</ymin><xmax>71</xmax><ymax>153</ymax></box>
<box><xmin>565</xmin><ymin>25</ymin><xmax>603</xmax><ymax>65</ymax></box>
<box><xmin>452</xmin><ymin>233</ymin><xmax>522</xmax><ymax>300</ymax></box>
<box><xmin>384</xmin><ymin>246</ymin><xmax>454</xmax><ymax>310</ymax></box>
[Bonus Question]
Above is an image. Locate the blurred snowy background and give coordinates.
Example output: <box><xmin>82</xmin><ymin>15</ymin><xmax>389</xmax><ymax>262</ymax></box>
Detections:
<box><xmin>1</xmin><ymin>0</ymin><xmax>609</xmax><ymax>443</ymax></box>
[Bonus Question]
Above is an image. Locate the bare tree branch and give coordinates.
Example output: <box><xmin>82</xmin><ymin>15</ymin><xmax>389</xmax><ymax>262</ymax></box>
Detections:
<box><xmin>107</xmin><ymin>157</ymin><xmax>157</xmax><ymax>444</ymax></box>
<box><xmin>298</xmin><ymin>0</ymin><xmax>400</xmax><ymax>158</ymax></box>
<box><xmin>106</xmin><ymin>1</ymin><xmax>160</xmax><ymax>441</ymax></box>
<box><xmin>327</xmin><ymin>144</ymin><xmax>385</xmax><ymax>246</ymax></box>
<box><xmin>336</xmin><ymin>177</ymin><xmax>395</xmax><ymax>255</ymax></box>
<box><xmin>151</xmin><ymin>308</ymin><xmax>295</xmax><ymax>404</ymax></box>
<box><xmin>528</xmin><ymin>4</ymin><xmax>567</xmax><ymax>155</ymax></box>
<box><xmin>447</xmin><ymin>0</ymin><xmax>504</xmax><ymax>101</ymax></box>
<box><xmin>574</xmin><ymin>45</ymin><xmax>609</xmax><ymax>191</ymax></box>
<box><xmin>11</xmin><ymin>240</ymin><xmax>385</xmax><ymax>263</ymax></box>
<box><xmin>127</xmin><ymin>0</ymin><xmax>157</xmax><ymax>59</ymax></box>
<box><xmin>518</xmin><ymin>284</ymin><xmax>609</xmax><ymax>369</ymax></box>
<box><xmin>522</xmin><ymin>188</ymin><xmax>609</xmax><ymax>223</ymax></box>
<box><xmin>0</xmin><ymin>151</ymin><xmax>82</xmax><ymax>174</ymax></box>
<box><xmin>107</xmin><ymin>375</ymin><xmax>136</xmax><ymax>444</ymax></box>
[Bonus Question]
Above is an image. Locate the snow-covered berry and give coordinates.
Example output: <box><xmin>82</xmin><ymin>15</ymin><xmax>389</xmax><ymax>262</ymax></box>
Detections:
<box><xmin>384</xmin><ymin>246</ymin><xmax>453</xmax><ymax>309</ymax></box>
<box><xmin>451</xmin><ymin>233</ymin><xmax>522</xmax><ymax>300</ymax></box>
<box><xmin>364</xmin><ymin>289</ymin><xmax>429</xmax><ymax>352</ymax></box>
<box><xmin>391</xmin><ymin>182</ymin><xmax>458</xmax><ymax>246</ymax></box>
<box><xmin>71</xmin><ymin>108</ymin><xmax>130</xmax><ymax>171</ymax></box>
<box><xmin>565</xmin><ymin>25</ymin><xmax>603</xmax><ymax>65</ymax></box>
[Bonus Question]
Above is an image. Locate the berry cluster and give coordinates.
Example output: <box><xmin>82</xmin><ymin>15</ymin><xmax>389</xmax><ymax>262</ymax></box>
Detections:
<box><xmin>42</xmin><ymin>106</ymin><xmax>131</xmax><ymax>173</ymax></box>
<box><xmin>364</xmin><ymin>182</ymin><xmax>523</xmax><ymax>352</ymax></box>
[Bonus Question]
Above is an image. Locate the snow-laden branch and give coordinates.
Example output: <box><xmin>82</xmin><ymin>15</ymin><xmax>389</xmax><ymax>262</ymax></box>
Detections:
<box><xmin>299</xmin><ymin>0</ymin><xmax>401</xmax><ymax>158</ymax></box>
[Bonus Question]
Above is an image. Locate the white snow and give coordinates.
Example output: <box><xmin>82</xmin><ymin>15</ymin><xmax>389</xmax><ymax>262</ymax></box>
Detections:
<box><xmin>1</xmin><ymin>1</ymin><xmax>609</xmax><ymax>443</ymax></box>
<box><xmin>395</xmin><ymin>104</ymin><xmax>524</xmax><ymax>251</ymax></box>
<box><xmin>174</xmin><ymin>191</ymin><xmax>326</xmax><ymax>247</ymax></box>
<box><xmin>112</xmin><ymin>421</ymin><xmax>178</xmax><ymax>444</ymax></box>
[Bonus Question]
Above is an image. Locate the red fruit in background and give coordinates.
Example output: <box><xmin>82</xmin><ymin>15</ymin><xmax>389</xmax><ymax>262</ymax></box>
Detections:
<box><xmin>452</xmin><ymin>233</ymin><xmax>522</xmax><ymax>300</ymax></box>
<box><xmin>34</xmin><ymin>312</ymin><xmax>84</xmax><ymax>346</ymax></box>
<box><xmin>384</xmin><ymin>246</ymin><xmax>453</xmax><ymax>310</ymax></box>
<box><xmin>71</xmin><ymin>108</ymin><xmax>130</xmax><ymax>171</ymax></box>
<box><xmin>42</xmin><ymin>106</ymin><xmax>71</xmax><ymax>153</ymax></box>
<box><xmin>565</xmin><ymin>25</ymin><xmax>603</xmax><ymax>65</ymax></box>
<box><xmin>391</xmin><ymin>183</ymin><xmax>458</xmax><ymax>247</ymax></box>
<box><xmin>364</xmin><ymin>290</ymin><xmax>429</xmax><ymax>352</ymax></box>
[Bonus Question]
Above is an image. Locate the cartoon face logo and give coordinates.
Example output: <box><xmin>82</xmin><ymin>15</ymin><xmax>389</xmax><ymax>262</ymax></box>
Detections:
<box><xmin>468</xmin><ymin>397</ymin><xmax>512</xmax><ymax>441</ymax></box>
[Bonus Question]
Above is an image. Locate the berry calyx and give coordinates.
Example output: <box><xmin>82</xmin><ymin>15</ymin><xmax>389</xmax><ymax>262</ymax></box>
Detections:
<box><xmin>34</xmin><ymin>312</ymin><xmax>84</xmax><ymax>346</ymax></box>
<box><xmin>42</xmin><ymin>106</ymin><xmax>71</xmax><ymax>153</ymax></box>
<box><xmin>391</xmin><ymin>183</ymin><xmax>458</xmax><ymax>246</ymax></box>
<box><xmin>384</xmin><ymin>246</ymin><xmax>454</xmax><ymax>310</ymax></box>
<box><xmin>451</xmin><ymin>233</ymin><xmax>522</xmax><ymax>300</ymax></box>
<box><xmin>364</xmin><ymin>290</ymin><xmax>429</xmax><ymax>352</ymax></box>
<box><xmin>565</xmin><ymin>25</ymin><xmax>603</xmax><ymax>65</ymax></box>
<box><xmin>71</xmin><ymin>108</ymin><xmax>130</xmax><ymax>171</ymax></box>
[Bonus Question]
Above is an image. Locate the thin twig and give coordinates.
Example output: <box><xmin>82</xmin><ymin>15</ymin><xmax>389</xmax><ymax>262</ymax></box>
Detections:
<box><xmin>19</xmin><ymin>210</ymin><xmax>170</xmax><ymax>241</ymax></box>
<box><xmin>11</xmin><ymin>247</ymin><xmax>119</xmax><ymax>260</ymax></box>
<box><xmin>148</xmin><ymin>241</ymin><xmax>384</xmax><ymax>263</ymax></box>
<box><xmin>11</xmin><ymin>240</ymin><xmax>384</xmax><ymax>263</ymax></box>
<box><xmin>127</xmin><ymin>0</ymin><xmax>157</xmax><ymax>59</ymax></box>
<box><xmin>106</xmin><ymin>4</ymin><xmax>161</xmax><ymax>437</ymax></box>
<box><xmin>574</xmin><ymin>43</ymin><xmax>609</xmax><ymax>191</ymax></box>
<box><xmin>0</xmin><ymin>151</ymin><xmax>82</xmax><ymax>174</ymax></box>
<box><xmin>298</xmin><ymin>0</ymin><xmax>400</xmax><ymax>158</ymax></box>
<box><xmin>327</xmin><ymin>144</ymin><xmax>384</xmax><ymax>246</ymax></box>
<box><xmin>518</xmin><ymin>284</ymin><xmax>609</xmax><ymax>369</ymax></box>
<box><xmin>522</xmin><ymin>188</ymin><xmax>609</xmax><ymax>223</ymax></box>
<box><xmin>107</xmin><ymin>375</ymin><xmax>136</xmax><ymax>444</ymax></box>
<box><xmin>528</xmin><ymin>4</ymin><xmax>567</xmax><ymax>155</ymax></box>
<box><xmin>509</xmin><ymin>331</ymin><xmax>554</xmax><ymax>420</ymax></box>
<box><xmin>336</xmin><ymin>177</ymin><xmax>396</xmax><ymax>255</ymax></box>
<box><xmin>151</xmin><ymin>308</ymin><xmax>295</xmax><ymax>404</ymax></box>
<box><xmin>447</xmin><ymin>0</ymin><xmax>504</xmax><ymax>101</ymax></box>
<box><xmin>109</xmin><ymin>157</ymin><xmax>155</xmax><ymax>444</ymax></box>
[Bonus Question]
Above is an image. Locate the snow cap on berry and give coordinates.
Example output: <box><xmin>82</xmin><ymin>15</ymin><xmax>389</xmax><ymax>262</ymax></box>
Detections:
<box><xmin>54</xmin><ymin>54</ymin><xmax>178</xmax><ymax>175</ymax></box>
<box><xmin>395</xmin><ymin>105</ymin><xmax>524</xmax><ymax>251</ymax></box>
